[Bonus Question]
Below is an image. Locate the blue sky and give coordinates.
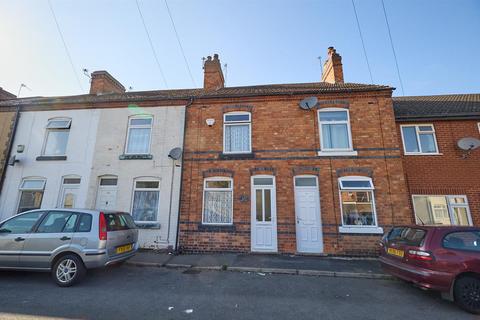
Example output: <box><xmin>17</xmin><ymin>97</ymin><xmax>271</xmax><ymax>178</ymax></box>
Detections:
<box><xmin>1</xmin><ymin>0</ymin><xmax>479</xmax><ymax>98</ymax></box>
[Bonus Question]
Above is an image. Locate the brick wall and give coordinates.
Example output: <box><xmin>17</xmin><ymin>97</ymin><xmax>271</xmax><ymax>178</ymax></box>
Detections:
<box><xmin>398</xmin><ymin>120</ymin><xmax>480</xmax><ymax>225</ymax></box>
<box><xmin>178</xmin><ymin>92</ymin><xmax>412</xmax><ymax>256</ymax></box>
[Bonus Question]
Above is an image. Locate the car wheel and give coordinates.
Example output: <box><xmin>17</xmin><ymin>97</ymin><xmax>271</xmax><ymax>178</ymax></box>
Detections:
<box><xmin>454</xmin><ymin>276</ymin><xmax>480</xmax><ymax>314</ymax></box>
<box><xmin>52</xmin><ymin>254</ymin><xmax>86</xmax><ymax>287</ymax></box>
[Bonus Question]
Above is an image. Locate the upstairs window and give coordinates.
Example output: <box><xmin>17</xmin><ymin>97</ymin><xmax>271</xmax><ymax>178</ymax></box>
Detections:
<box><xmin>223</xmin><ymin>112</ymin><xmax>251</xmax><ymax>154</ymax></box>
<box><xmin>125</xmin><ymin>116</ymin><xmax>153</xmax><ymax>155</ymax></box>
<box><xmin>318</xmin><ymin>109</ymin><xmax>353</xmax><ymax>151</ymax></box>
<box><xmin>338</xmin><ymin>176</ymin><xmax>377</xmax><ymax>227</ymax></box>
<box><xmin>17</xmin><ymin>178</ymin><xmax>46</xmax><ymax>213</ymax></box>
<box><xmin>401</xmin><ymin>124</ymin><xmax>438</xmax><ymax>154</ymax></box>
<box><xmin>43</xmin><ymin>118</ymin><xmax>71</xmax><ymax>156</ymax></box>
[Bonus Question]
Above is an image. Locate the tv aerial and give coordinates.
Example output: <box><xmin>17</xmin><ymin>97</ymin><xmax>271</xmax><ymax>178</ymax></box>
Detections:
<box><xmin>457</xmin><ymin>137</ymin><xmax>480</xmax><ymax>159</ymax></box>
<box><xmin>299</xmin><ymin>97</ymin><xmax>318</xmax><ymax>110</ymax></box>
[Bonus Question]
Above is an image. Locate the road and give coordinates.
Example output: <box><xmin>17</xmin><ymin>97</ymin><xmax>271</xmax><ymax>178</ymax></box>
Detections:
<box><xmin>0</xmin><ymin>265</ymin><xmax>474</xmax><ymax>320</ymax></box>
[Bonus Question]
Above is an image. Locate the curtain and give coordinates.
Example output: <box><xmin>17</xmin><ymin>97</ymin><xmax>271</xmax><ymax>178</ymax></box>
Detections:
<box><xmin>204</xmin><ymin>191</ymin><xmax>232</xmax><ymax>223</ymax></box>
<box><xmin>225</xmin><ymin>124</ymin><xmax>250</xmax><ymax>152</ymax></box>
<box><xmin>132</xmin><ymin>191</ymin><xmax>159</xmax><ymax>222</ymax></box>
<box><xmin>322</xmin><ymin>124</ymin><xmax>349</xmax><ymax>149</ymax></box>
<box><xmin>127</xmin><ymin>128</ymin><xmax>151</xmax><ymax>154</ymax></box>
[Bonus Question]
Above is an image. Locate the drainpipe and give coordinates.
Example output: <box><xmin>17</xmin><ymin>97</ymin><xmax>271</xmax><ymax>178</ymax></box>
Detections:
<box><xmin>0</xmin><ymin>105</ymin><xmax>20</xmax><ymax>195</ymax></box>
<box><xmin>174</xmin><ymin>97</ymin><xmax>194</xmax><ymax>253</ymax></box>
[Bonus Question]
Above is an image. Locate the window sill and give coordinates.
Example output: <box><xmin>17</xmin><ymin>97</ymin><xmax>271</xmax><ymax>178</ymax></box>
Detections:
<box><xmin>36</xmin><ymin>155</ymin><xmax>67</xmax><ymax>161</ymax></box>
<box><xmin>198</xmin><ymin>224</ymin><xmax>236</xmax><ymax>232</ymax></box>
<box><xmin>338</xmin><ymin>226</ymin><xmax>384</xmax><ymax>234</ymax></box>
<box><xmin>119</xmin><ymin>154</ymin><xmax>153</xmax><ymax>160</ymax></box>
<box><xmin>135</xmin><ymin>222</ymin><xmax>160</xmax><ymax>229</ymax></box>
<box><xmin>404</xmin><ymin>153</ymin><xmax>443</xmax><ymax>156</ymax></box>
<box><xmin>317</xmin><ymin>150</ymin><xmax>358</xmax><ymax>157</ymax></box>
<box><xmin>219</xmin><ymin>152</ymin><xmax>255</xmax><ymax>160</ymax></box>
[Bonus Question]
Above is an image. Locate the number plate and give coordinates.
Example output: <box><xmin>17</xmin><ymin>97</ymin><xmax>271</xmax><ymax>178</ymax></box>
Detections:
<box><xmin>387</xmin><ymin>247</ymin><xmax>404</xmax><ymax>258</ymax></box>
<box><xmin>116</xmin><ymin>244</ymin><xmax>133</xmax><ymax>254</ymax></box>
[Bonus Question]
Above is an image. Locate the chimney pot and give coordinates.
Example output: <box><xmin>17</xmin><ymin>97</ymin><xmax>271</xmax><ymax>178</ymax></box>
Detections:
<box><xmin>321</xmin><ymin>46</ymin><xmax>344</xmax><ymax>84</ymax></box>
<box><xmin>203</xmin><ymin>53</ymin><xmax>225</xmax><ymax>91</ymax></box>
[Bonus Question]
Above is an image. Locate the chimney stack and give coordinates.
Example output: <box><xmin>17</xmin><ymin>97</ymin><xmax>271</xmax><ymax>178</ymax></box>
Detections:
<box><xmin>203</xmin><ymin>54</ymin><xmax>224</xmax><ymax>91</ymax></box>
<box><xmin>321</xmin><ymin>47</ymin><xmax>344</xmax><ymax>84</ymax></box>
<box><xmin>0</xmin><ymin>87</ymin><xmax>16</xmax><ymax>100</ymax></box>
<box><xmin>89</xmin><ymin>71</ymin><xmax>126</xmax><ymax>95</ymax></box>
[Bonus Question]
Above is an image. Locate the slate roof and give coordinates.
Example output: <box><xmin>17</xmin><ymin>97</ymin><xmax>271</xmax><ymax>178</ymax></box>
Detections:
<box><xmin>393</xmin><ymin>94</ymin><xmax>480</xmax><ymax>120</ymax></box>
<box><xmin>0</xmin><ymin>82</ymin><xmax>391</xmax><ymax>107</ymax></box>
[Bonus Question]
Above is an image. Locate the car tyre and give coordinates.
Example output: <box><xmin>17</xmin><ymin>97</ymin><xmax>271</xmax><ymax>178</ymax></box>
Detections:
<box><xmin>454</xmin><ymin>276</ymin><xmax>480</xmax><ymax>314</ymax></box>
<box><xmin>52</xmin><ymin>254</ymin><xmax>86</xmax><ymax>287</ymax></box>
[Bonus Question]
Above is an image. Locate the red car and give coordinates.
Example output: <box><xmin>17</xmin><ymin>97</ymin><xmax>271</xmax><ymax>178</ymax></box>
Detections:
<box><xmin>379</xmin><ymin>226</ymin><xmax>480</xmax><ymax>314</ymax></box>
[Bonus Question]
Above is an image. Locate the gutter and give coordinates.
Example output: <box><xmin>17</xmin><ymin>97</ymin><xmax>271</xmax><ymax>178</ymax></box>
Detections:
<box><xmin>0</xmin><ymin>105</ymin><xmax>20</xmax><ymax>195</ymax></box>
<box><xmin>174</xmin><ymin>97</ymin><xmax>194</xmax><ymax>252</ymax></box>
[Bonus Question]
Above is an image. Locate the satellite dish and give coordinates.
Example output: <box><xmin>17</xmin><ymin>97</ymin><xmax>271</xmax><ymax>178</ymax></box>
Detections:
<box><xmin>168</xmin><ymin>147</ymin><xmax>183</xmax><ymax>160</ymax></box>
<box><xmin>299</xmin><ymin>97</ymin><xmax>318</xmax><ymax>110</ymax></box>
<box><xmin>457</xmin><ymin>137</ymin><xmax>480</xmax><ymax>151</ymax></box>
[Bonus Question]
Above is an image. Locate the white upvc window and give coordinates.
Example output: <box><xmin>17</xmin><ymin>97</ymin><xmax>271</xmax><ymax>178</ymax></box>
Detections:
<box><xmin>42</xmin><ymin>118</ymin><xmax>71</xmax><ymax>156</ymax></box>
<box><xmin>318</xmin><ymin>108</ymin><xmax>356</xmax><ymax>156</ymax></box>
<box><xmin>202</xmin><ymin>177</ymin><xmax>233</xmax><ymax>225</ymax></box>
<box><xmin>412</xmin><ymin>195</ymin><xmax>472</xmax><ymax>226</ymax></box>
<box><xmin>223</xmin><ymin>112</ymin><xmax>251</xmax><ymax>154</ymax></box>
<box><xmin>131</xmin><ymin>179</ymin><xmax>160</xmax><ymax>224</ymax></box>
<box><xmin>125</xmin><ymin>116</ymin><xmax>153</xmax><ymax>155</ymax></box>
<box><xmin>400</xmin><ymin>124</ymin><xmax>439</xmax><ymax>155</ymax></box>
<box><xmin>17</xmin><ymin>178</ymin><xmax>46</xmax><ymax>213</ymax></box>
<box><xmin>338</xmin><ymin>176</ymin><xmax>382</xmax><ymax>234</ymax></box>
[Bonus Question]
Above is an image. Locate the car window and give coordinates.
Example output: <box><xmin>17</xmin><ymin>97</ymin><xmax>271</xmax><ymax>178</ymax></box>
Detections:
<box><xmin>120</xmin><ymin>213</ymin><xmax>137</xmax><ymax>229</ymax></box>
<box><xmin>0</xmin><ymin>211</ymin><xmax>44</xmax><ymax>234</ymax></box>
<box><xmin>443</xmin><ymin>231</ymin><xmax>480</xmax><ymax>252</ymax></box>
<box><xmin>77</xmin><ymin>214</ymin><xmax>92</xmax><ymax>232</ymax></box>
<box><xmin>63</xmin><ymin>214</ymin><xmax>79</xmax><ymax>233</ymax></box>
<box><xmin>388</xmin><ymin>227</ymin><xmax>426</xmax><ymax>246</ymax></box>
<box><xmin>104</xmin><ymin>213</ymin><xmax>129</xmax><ymax>231</ymax></box>
<box><xmin>36</xmin><ymin>211</ymin><xmax>72</xmax><ymax>233</ymax></box>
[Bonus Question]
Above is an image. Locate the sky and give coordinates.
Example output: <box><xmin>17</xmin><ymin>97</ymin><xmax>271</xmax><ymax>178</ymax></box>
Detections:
<box><xmin>0</xmin><ymin>0</ymin><xmax>479</xmax><ymax>98</ymax></box>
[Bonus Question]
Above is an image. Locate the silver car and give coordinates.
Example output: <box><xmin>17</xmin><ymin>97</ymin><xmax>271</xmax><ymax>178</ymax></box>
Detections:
<box><xmin>0</xmin><ymin>209</ymin><xmax>138</xmax><ymax>286</ymax></box>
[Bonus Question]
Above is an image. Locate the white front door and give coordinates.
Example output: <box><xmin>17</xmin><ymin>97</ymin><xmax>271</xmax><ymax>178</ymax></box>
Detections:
<box><xmin>294</xmin><ymin>176</ymin><xmax>323</xmax><ymax>253</ymax></box>
<box><xmin>251</xmin><ymin>176</ymin><xmax>277</xmax><ymax>252</ymax></box>
<box><xmin>96</xmin><ymin>177</ymin><xmax>118</xmax><ymax>210</ymax></box>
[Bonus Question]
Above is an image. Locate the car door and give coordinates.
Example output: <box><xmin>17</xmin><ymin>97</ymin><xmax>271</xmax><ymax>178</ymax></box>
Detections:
<box><xmin>0</xmin><ymin>211</ymin><xmax>45</xmax><ymax>268</ymax></box>
<box><xmin>19</xmin><ymin>210</ymin><xmax>77</xmax><ymax>269</ymax></box>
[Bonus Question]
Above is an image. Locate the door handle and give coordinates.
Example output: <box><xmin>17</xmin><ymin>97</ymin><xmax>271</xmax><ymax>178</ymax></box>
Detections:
<box><xmin>14</xmin><ymin>237</ymin><xmax>25</xmax><ymax>242</ymax></box>
<box><xmin>60</xmin><ymin>236</ymin><xmax>71</xmax><ymax>241</ymax></box>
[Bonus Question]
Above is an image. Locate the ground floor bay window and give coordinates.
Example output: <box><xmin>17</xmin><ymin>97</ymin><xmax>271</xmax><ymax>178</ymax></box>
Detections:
<box><xmin>203</xmin><ymin>177</ymin><xmax>233</xmax><ymax>225</ymax></box>
<box><xmin>338</xmin><ymin>176</ymin><xmax>382</xmax><ymax>234</ymax></box>
<box><xmin>413</xmin><ymin>195</ymin><xmax>472</xmax><ymax>226</ymax></box>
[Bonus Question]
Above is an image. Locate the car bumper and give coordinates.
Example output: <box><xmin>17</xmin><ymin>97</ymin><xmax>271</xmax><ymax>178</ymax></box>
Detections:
<box><xmin>379</xmin><ymin>256</ymin><xmax>453</xmax><ymax>292</ymax></box>
<box><xmin>83</xmin><ymin>248</ymin><xmax>138</xmax><ymax>269</ymax></box>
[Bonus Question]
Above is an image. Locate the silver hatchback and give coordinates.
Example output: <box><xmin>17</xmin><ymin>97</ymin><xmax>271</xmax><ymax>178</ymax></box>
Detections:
<box><xmin>0</xmin><ymin>209</ymin><xmax>138</xmax><ymax>286</ymax></box>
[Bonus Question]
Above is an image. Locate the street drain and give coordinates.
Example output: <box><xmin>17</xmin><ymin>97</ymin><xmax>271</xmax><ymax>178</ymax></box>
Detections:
<box><xmin>183</xmin><ymin>269</ymin><xmax>201</xmax><ymax>275</ymax></box>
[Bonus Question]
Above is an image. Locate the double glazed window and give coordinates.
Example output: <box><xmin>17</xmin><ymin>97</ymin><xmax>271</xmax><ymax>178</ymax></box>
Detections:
<box><xmin>203</xmin><ymin>178</ymin><xmax>233</xmax><ymax>224</ymax></box>
<box><xmin>413</xmin><ymin>195</ymin><xmax>472</xmax><ymax>226</ymax></box>
<box><xmin>338</xmin><ymin>176</ymin><xmax>377</xmax><ymax>227</ymax></box>
<box><xmin>131</xmin><ymin>180</ymin><xmax>160</xmax><ymax>224</ymax></box>
<box><xmin>223</xmin><ymin>112</ymin><xmax>251</xmax><ymax>154</ymax></box>
<box><xmin>126</xmin><ymin>116</ymin><xmax>153</xmax><ymax>155</ymax></box>
<box><xmin>17</xmin><ymin>178</ymin><xmax>46</xmax><ymax>213</ymax></box>
<box><xmin>43</xmin><ymin>118</ymin><xmax>71</xmax><ymax>156</ymax></box>
<box><xmin>401</xmin><ymin>124</ymin><xmax>438</xmax><ymax>154</ymax></box>
<box><xmin>318</xmin><ymin>109</ymin><xmax>353</xmax><ymax>151</ymax></box>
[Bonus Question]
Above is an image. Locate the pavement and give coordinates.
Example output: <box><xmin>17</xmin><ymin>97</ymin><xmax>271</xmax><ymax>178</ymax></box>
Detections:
<box><xmin>126</xmin><ymin>250</ymin><xmax>390</xmax><ymax>279</ymax></box>
<box><xmin>0</xmin><ymin>266</ymin><xmax>473</xmax><ymax>320</ymax></box>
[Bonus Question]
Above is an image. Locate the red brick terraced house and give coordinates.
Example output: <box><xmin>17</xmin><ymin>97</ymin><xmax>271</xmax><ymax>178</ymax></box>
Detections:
<box><xmin>393</xmin><ymin>94</ymin><xmax>480</xmax><ymax>228</ymax></box>
<box><xmin>178</xmin><ymin>48</ymin><xmax>413</xmax><ymax>256</ymax></box>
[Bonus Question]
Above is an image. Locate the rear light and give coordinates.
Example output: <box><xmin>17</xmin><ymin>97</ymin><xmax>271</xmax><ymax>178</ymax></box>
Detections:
<box><xmin>99</xmin><ymin>212</ymin><xmax>107</xmax><ymax>240</ymax></box>
<box><xmin>407</xmin><ymin>249</ymin><xmax>434</xmax><ymax>261</ymax></box>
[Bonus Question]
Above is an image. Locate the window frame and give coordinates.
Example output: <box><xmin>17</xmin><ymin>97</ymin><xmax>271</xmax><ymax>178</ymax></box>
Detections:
<box><xmin>17</xmin><ymin>178</ymin><xmax>46</xmax><ymax>214</ymax></box>
<box><xmin>130</xmin><ymin>177</ymin><xmax>160</xmax><ymax>225</ymax></box>
<box><xmin>412</xmin><ymin>195</ymin><xmax>473</xmax><ymax>226</ymax></box>
<box><xmin>202</xmin><ymin>176</ymin><xmax>234</xmax><ymax>225</ymax></box>
<box><xmin>338</xmin><ymin>176</ymin><xmax>381</xmax><ymax>233</ymax></box>
<box><xmin>400</xmin><ymin>124</ymin><xmax>440</xmax><ymax>155</ymax></box>
<box><xmin>125</xmin><ymin>115</ymin><xmax>153</xmax><ymax>155</ymax></box>
<box><xmin>42</xmin><ymin>117</ymin><xmax>71</xmax><ymax>156</ymax></box>
<box><xmin>223</xmin><ymin>111</ymin><xmax>252</xmax><ymax>154</ymax></box>
<box><xmin>317</xmin><ymin>108</ymin><xmax>354</xmax><ymax>152</ymax></box>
